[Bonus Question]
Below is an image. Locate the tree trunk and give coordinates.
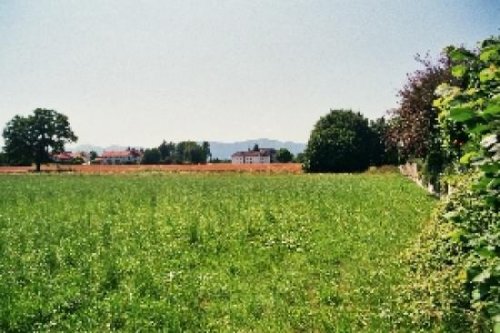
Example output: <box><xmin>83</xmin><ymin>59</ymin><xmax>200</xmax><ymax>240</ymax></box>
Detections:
<box><xmin>35</xmin><ymin>162</ymin><xmax>41</xmax><ymax>172</ymax></box>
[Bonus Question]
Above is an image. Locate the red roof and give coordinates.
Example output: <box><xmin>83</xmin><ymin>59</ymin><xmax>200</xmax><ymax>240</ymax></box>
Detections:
<box><xmin>101</xmin><ymin>150</ymin><xmax>141</xmax><ymax>158</ymax></box>
<box><xmin>231</xmin><ymin>148</ymin><xmax>277</xmax><ymax>158</ymax></box>
<box><xmin>53</xmin><ymin>152</ymin><xmax>73</xmax><ymax>161</ymax></box>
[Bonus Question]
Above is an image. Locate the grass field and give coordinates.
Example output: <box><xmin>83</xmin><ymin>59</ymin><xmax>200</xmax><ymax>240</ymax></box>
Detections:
<box><xmin>0</xmin><ymin>173</ymin><xmax>435</xmax><ymax>332</ymax></box>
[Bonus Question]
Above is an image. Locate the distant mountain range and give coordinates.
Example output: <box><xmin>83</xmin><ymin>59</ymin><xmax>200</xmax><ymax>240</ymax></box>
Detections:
<box><xmin>70</xmin><ymin>139</ymin><xmax>306</xmax><ymax>160</ymax></box>
<box><xmin>208</xmin><ymin>139</ymin><xmax>306</xmax><ymax>160</ymax></box>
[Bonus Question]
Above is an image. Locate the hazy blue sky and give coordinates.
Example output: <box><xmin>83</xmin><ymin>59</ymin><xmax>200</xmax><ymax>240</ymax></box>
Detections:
<box><xmin>0</xmin><ymin>1</ymin><xmax>498</xmax><ymax>147</ymax></box>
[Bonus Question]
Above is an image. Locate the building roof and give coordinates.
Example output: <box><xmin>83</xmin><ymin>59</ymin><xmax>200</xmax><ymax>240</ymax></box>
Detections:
<box><xmin>101</xmin><ymin>150</ymin><xmax>141</xmax><ymax>158</ymax></box>
<box><xmin>231</xmin><ymin>148</ymin><xmax>276</xmax><ymax>158</ymax></box>
<box><xmin>52</xmin><ymin>151</ymin><xmax>75</xmax><ymax>161</ymax></box>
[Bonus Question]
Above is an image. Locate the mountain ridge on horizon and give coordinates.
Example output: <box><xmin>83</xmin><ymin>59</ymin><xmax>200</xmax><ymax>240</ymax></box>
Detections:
<box><xmin>69</xmin><ymin>138</ymin><xmax>306</xmax><ymax>160</ymax></box>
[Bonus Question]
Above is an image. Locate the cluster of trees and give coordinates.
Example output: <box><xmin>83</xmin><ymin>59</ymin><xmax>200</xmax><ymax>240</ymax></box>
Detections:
<box><xmin>302</xmin><ymin>47</ymin><xmax>489</xmax><ymax>175</ymax></box>
<box><xmin>303</xmin><ymin>110</ymin><xmax>396</xmax><ymax>172</ymax></box>
<box><xmin>303</xmin><ymin>41</ymin><xmax>488</xmax><ymax>176</ymax></box>
<box><xmin>0</xmin><ymin>110</ymin><xmax>215</xmax><ymax>168</ymax></box>
<box><xmin>0</xmin><ymin>110</ymin><xmax>297</xmax><ymax>168</ymax></box>
<box><xmin>276</xmin><ymin>147</ymin><xmax>294</xmax><ymax>163</ymax></box>
<box><xmin>141</xmin><ymin>140</ymin><xmax>211</xmax><ymax>165</ymax></box>
<box><xmin>393</xmin><ymin>37</ymin><xmax>498</xmax><ymax>331</ymax></box>
<box><xmin>302</xmin><ymin>36</ymin><xmax>499</xmax><ymax>331</ymax></box>
<box><xmin>302</xmin><ymin>52</ymin><xmax>462</xmax><ymax>174</ymax></box>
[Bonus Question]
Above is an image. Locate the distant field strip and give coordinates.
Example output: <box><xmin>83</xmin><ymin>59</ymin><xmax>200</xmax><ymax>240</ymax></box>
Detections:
<box><xmin>0</xmin><ymin>173</ymin><xmax>435</xmax><ymax>332</ymax></box>
<box><xmin>0</xmin><ymin>163</ymin><xmax>302</xmax><ymax>174</ymax></box>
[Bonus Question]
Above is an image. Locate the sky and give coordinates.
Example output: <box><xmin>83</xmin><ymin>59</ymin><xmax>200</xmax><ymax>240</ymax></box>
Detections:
<box><xmin>0</xmin><ymin>1</ymin><xmax>498</xmax><ymax>147</ymax></box>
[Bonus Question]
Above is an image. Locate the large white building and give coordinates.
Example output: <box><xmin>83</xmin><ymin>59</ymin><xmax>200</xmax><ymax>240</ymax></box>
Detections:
<box><xmin>101</xmin><ymin>149</ymin><xmax>143</xmax><ymax>165</ymax></box>
<box><xmin>231</xmin><ymin>148</ymin><xmax>277</xmax><ymax>164</ymax></box>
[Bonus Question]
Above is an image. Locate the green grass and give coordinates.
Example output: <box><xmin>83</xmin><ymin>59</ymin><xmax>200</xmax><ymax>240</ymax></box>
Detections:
<box><xmin>0</xmin><ymin>173</ymin><xmax>435</xmax><ymax>332</ymax></box>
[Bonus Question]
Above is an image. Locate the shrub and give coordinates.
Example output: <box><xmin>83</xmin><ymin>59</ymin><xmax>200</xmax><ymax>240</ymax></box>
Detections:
<box><xmin>396</xmin><ymin>173</ymin><xmax>498</xmax><ymax>332</ymax></box>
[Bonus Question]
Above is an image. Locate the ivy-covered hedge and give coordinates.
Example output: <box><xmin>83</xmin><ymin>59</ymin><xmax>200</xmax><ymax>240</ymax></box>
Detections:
<box><xmin>396</xmin><ymin>173</ymin><xmax>498</xmax><ymax>331</ymax></box>
<box><xmin>398</xmin><ymin>37</ymin><xmax>499</xmax><ymax>332</ymax></box>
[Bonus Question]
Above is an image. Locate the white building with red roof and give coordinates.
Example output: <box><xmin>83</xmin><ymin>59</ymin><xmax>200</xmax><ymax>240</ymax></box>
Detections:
<box><xmin>231</xmin><ymin>148</ymin><xmax>277</xmax><ymax>164</ymax></box>
<box><xmin>101</xmin><ymin>148</ymin><xmax>142</xmax><ymax>165</ymax></box>
<box><xmin>52</xmin><ymin>151</ymin><xmax>89</xmax><ymax>164</ymax></box>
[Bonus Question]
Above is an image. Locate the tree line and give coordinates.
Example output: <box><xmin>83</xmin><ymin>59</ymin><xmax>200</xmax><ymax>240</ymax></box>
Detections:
<box><xmin>141</xmin><ymin>141</ymin><xmax>211</xmax><ymax>165</ymax></box>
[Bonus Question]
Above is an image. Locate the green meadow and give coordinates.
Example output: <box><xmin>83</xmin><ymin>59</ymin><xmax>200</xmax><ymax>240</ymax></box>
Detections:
<box><xmin>0</xmin><ymin>173</ymin><xmax>435</xmax><ymax>332</ymax></box>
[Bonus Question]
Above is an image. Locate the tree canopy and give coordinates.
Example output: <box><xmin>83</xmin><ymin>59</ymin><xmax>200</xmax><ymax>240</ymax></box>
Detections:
<box><xmin>2</xmin><ymin>109</ymin><xmax>77</xmax><ymax>171</ymax></box>
<box><xmin>368</xmin><ymin>117</ymin><xmax>399</xmax><ymax>166</ymax></box>
<box><xmin>141</xmin><ymin>148</ymin><xmax>161</xmax><ymax>164</ymax></box>
<box><xmin>303</xmin><ymin>109</ymin><xmax>372</xmax><ymax>172</ymax></box>
<box><xmin>158</xmin><ymin>140</ymin><xmax>176</xmax><ymax>164</ymax></box>
<box><xmin>145</xmin><ymin>140</ymin><xmax>211</xmax><ymax>164</ymax></box>
<box><xmin>176</xmin><ymin>141</ymin><xmax>209</xmax><ymax>164</ymax></box>
<box><xmin>386</xmin><ymin>55</ymin><xmax>453</xmax><ymax>160</ymax></box>
<box><xmin>89</xmin><ymin>151</ymin><xmax>98</xmax><ymax>161</ymax></box>
<box><xmin>276</xmin><ymin>148</ymin><xmax>294</xmax><ymax>163</ymax></box>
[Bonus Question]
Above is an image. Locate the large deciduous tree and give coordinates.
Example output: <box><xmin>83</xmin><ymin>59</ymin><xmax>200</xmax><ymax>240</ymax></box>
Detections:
<box><xmin>386</xmin><ymin>55</ymin><xmax>453</xmax><ymax>160</ymax></box>
<box><xmin>303</xmin><ymin>109</ymin><xmax>372</xmax><ymax>172</ymax></box>
<box><xmin>2</xmin><ymin>108</ymin><xmax>77</xmax><ymax>171</ymax></box>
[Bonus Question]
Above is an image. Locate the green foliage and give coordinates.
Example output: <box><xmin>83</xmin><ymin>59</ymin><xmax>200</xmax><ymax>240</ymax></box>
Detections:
<box><xmin>396</xmin><ymin>174</ymin><xmax>498</xmax><ymax>332</ymax></box>
<box><xmin>0</xmin><ymin>173</ymin><xmax>434</xmax><ymax>331</ymax></box>
<box><xmin>158</xmin><ymin>140</ymin><xmax>176</xmax><ymax>164</ymax></box>
<box><xmin>89</xmin><ymin>151</ymin><xmax>98</xmax><ymax>161</ymax></box>
<box><xmin>304</xmin><ymin>109</ymin><xmax>373</xmax><ymax>172</ymax></box>
<box><xmin>176</xmin><ymin>141</ymin><xmax>208</xmax><ymax>164</ymax></box>
<box><xmin>141</xmin><ymin>148</ymin><xmax>161</xmax><ymax>164</ymax></box>
<box><xmin>435</xmin><ymin>37</ymin><xmax>499</xmax><ymax>208</ymax></box>
<box><xmin>386</xmin><ymin>54</ymin><xmax>453</xmax><ymax>160</ymax></box>
<box><xmin>402</xmin><ymin>36</ymin><xmax>500</xmax><ymax>332</ymax></box>
<box><xmin>276</xmin><ymin>148</ymin><xmax>294</xmax><ymax>163</ymax></box>
<box><xmin>435</xmin><ymin>38</ymin><xmax>500</xmax><ymax>162</ymax></box>
<box><xmin>148</xmin><ymin>140</ymin><xmax>210</xmax><ymax>164</ymax></box>
<box><xmin>294</xmin><ymin>152</ymin><xmax>306</xmax><ymax>163</ymax></box>
<box><xmin>422</xmin><ymin>146</ymin><xmax>446</xmax><ymax>191</ymax></box>
<box><xmin>0</xmin><ymin>151</ymin><xmax>7</xmax><ymax>166</ymax></box>
<box><xmin>202</xmin><ymin>141</ymin><xmax>211</xmax><ymax>162</ymax></box>
<box><xmin>368</xmin><ymin>117</ymin><xmax>399</xmax><ymax>166</ymax></box>
<box><xmin>2</xmin><ymin>109</ymin><xmax>77</xmax><ymax>171</ymax></box>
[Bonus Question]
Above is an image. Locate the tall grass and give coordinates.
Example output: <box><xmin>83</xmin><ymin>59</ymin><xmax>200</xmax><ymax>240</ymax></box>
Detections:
<box><xmin>0</xmin><ymin>173</ymin><xmax>435</xmax><ymax>331</ymax></box>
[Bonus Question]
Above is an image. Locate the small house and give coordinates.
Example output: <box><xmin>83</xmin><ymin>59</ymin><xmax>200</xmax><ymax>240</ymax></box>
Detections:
<box><xmin>52</xmin><ymin>151</ymin><xmax>89</xmax><ymax>164</ymax></box>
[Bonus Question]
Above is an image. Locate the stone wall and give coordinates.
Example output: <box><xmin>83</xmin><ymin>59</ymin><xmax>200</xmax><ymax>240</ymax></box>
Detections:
<box><xmin>399</xmin><ymin>162</ymin><xmax>439</xmax><ymax>196</ymax></box>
